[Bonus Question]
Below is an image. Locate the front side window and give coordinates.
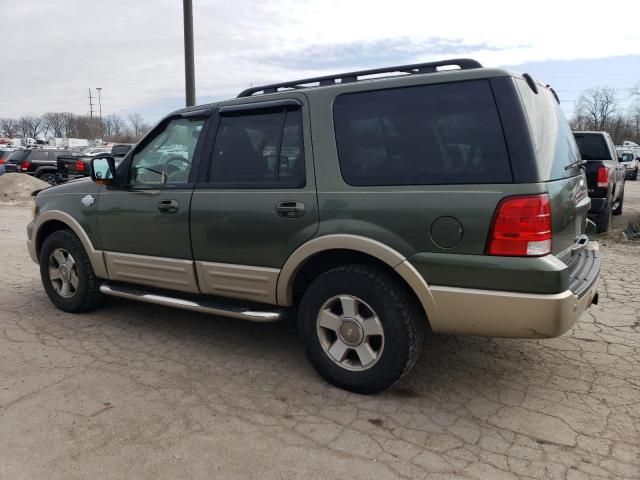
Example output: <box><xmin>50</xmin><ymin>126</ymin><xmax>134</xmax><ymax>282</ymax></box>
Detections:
<box><xmin>333</xmin><ymin>80</ymin><xmax>512</xmax><ymax>186</ymax></box>
<box><xmin>209</xmin><ymin>107</ymin><xmax>305</xmax><ymax>188</ymax></box>
<box><xmin>129</xmin><ymin>117</ymin><xmax>204</xmax><ymax>185</ymax></box>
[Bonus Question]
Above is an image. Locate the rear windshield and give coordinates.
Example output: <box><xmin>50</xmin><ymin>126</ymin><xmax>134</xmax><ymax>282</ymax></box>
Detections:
<box><xmin>7</xmin><ymin>150</ymin><xmax>29</xmax><ymax>162</ymax></box>
<box><xmin>618</xmin><ymin>152</ymin><xmax>634</xmax><ymax>162</ymax></box>
<box><xmin>111</xmin><ymin>145</ymin><xmax>132</xmax><ymax>156</ymax></box>
<box><xmin>333</xmin><ymin>79</ymin><xmax>512</xmax><ymax>186</ymax></box>
<box><xmin>573</xmin><ymin>133</ymin><xmax>611</xmax><ymax>160</ymax></box>
<box><xmin>515</xmin><ymin>79</ymin><xmax>580</xmax><ymax>179</ymax></box>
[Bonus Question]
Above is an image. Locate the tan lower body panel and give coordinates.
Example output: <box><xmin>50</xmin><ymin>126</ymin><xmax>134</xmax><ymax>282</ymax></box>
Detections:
<box><xmin>104</xmin><ymin>252</ymin><xmax>198</xmax><ymax>293</ymax></box>
<box><xmin>195</xmin><ymin>261</ymin><xmax>279</xmax><ymax>304</ymax></box>
<box><xmin>428</xmin><ymin>283</ymin><xmax>598</xmax><ymax>338</ymax></box>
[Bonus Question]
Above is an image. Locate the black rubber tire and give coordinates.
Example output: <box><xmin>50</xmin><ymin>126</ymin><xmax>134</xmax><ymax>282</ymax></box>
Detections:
<box><xmin>632</xmin><ymin>169</ymin><xmax>638</xmax><ymax>181</ymax></box>
<box><xmin>38</xmin><ymin>172</ymin><xmax>58</xmax><ymax>185</ymax></box>
<box><xmin>595</xmin><ymin>201</ymin><xmax>612</xmax><ymax>233</ymax></box>
<box><xmin>298</xmin><ymin>264</ymin><xmax>424</xmax><ymax>394</ymax></box>
<box><xmin>39</xmin><ymin>230</ymin><xmax>104</xmax><ymax>313</ymax></box>
<box><xmin>612</xmin><ymin>189</ymin><xmax>624</xmax><ymax>216</ymax></box>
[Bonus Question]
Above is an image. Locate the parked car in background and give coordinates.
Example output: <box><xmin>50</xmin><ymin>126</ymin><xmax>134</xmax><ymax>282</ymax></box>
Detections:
<box><xmin>57</xmin><ymin>144</ymin><xmax>134</xmax><ymax>182</ymax></box>
<box><xmin>0</xmin><ymin>149</ymin><xmax>14</xmax><ymax>175</ymax></box>
<box><xmin>573</xmin><ymin>131</ymin><xmax>625</xmax><ymax>232</ymax></box>
<box><xmin>616</xmin><ymin>146</ymin><xmax>638</xmax><ymax>180</ymax></box>
<box><xmin>29</xmin><ymin>59</ymin><xmax>600</xmax><ymax>393</ymax></box>
<box><xmin>6</xmin><ymin>148</ymin><xmax>71</xmax><ymax>185</ymax></box>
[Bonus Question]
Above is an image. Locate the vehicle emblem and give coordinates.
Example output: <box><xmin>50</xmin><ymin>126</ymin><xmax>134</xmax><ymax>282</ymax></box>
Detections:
<box><xmin>81</xmin><ymin>195</ymin><xmax>95</xmax><ymax>207</ymax></box>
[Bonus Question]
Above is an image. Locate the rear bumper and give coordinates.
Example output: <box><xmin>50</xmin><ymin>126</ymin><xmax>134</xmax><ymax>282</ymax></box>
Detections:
<box><xmin>428</xmin><ymin>282</ymin><xmax>598</xmax><ymax>338</ymax></box>
<box><xmin>419</xmin><ymin>241</ymin><xmax>600</xmax><ymax>338</ymax></box>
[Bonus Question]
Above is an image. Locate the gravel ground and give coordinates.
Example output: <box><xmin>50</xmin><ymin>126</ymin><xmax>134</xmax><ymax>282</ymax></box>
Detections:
<box><xmin>0</xmin><ymin>182</ymin><xmax>639</xmax><ymax>479</ymax></box>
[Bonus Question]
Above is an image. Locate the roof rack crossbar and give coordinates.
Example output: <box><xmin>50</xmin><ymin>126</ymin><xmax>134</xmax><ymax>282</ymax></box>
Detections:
<box><xmin>238</xmin><ymin>58</ymin><xmax>482</xmax><ymax>97</ymax></box>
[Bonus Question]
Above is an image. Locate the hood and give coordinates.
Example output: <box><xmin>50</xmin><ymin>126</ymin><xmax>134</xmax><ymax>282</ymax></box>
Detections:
<box><xmin>37</xmin><ymin>177</ymin><xmax>99</xmax><ymax>198</ymax></box>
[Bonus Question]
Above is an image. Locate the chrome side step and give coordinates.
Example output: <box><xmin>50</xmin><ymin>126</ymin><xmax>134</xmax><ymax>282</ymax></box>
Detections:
<box><xmin>99</xmin><ymin>282</ymin><xmax>284</xmax><ymax>322</ymax></box>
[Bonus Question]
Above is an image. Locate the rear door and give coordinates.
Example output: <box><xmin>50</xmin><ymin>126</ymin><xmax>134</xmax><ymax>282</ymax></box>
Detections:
<box><xmin>189</xmin><ymin>96</ymin><xmax>319</xmax><ymax>304</ymax></box>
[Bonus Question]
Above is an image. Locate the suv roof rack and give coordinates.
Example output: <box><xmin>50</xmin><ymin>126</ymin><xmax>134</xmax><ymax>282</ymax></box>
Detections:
<box><xmin>237</xmin><ymin>58</ymin><xmax>483</xmax><ymax>98</ymax></box>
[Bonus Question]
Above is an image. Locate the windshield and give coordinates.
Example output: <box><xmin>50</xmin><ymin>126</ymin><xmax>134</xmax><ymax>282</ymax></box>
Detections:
<box><xmin>618</xmin><ymin>152</ymin><xmax>634</xmax><ymax>162</ymax></box>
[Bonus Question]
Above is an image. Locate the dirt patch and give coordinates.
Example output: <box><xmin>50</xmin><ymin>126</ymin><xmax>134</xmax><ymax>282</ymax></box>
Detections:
<box><xmin>0</xmin><ymin>173</ymin><xmax>49</xmax><ymax>204</ymax></box>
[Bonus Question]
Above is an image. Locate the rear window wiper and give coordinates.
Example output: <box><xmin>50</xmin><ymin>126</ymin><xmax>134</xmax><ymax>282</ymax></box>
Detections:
<box><xmin>565</xmin><ymin>159</ymin><xmax>588</xmax><ymax>171</ymax></box>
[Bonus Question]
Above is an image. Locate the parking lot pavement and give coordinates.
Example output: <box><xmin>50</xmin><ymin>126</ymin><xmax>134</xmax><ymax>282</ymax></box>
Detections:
<box><xmin>1</xmin><ymin>186</ymin><xmax>639</xmax><ymax>480</ymax></box>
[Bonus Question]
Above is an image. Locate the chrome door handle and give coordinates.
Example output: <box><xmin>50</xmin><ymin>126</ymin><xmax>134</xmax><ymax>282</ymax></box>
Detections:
<box><xmin>276</xmin><ymin>201</ymin><xmax>306</xmax><ymax>218</ymax></box>
<box><xmin>158</xmin><ymin>199</ymin><xmax>179</xmax><ymax>213</ymax></box>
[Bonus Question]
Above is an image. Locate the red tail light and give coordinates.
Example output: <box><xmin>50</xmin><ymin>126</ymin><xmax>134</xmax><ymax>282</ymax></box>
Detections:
<box><xmin>75</xmin><ymin>160</ymin><xmax>86</xmax><ymax>173</ymax></box>
<box><xmin>487</xmin><ymin>194</ymin><xmax>552</xmax><ymax>257</ymax></box>
<box><xmin>0</xmin><ymin>158</ymin><xmax>5</xmax><ymax>165</ymax></box>
<box><xmin>20</xmin><ymin>161</ymin><xmax>31</xmax><ymax>171</ymax></box>
<box><xmin>596</xmin><ymin>166</ymin><xmax>609</xmax><ymax>188</ymax></box>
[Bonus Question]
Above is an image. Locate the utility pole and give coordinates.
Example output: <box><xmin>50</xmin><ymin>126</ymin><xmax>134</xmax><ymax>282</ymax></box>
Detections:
<box><xmin>88</xmin><ymin>88</ymin><xmax>94</xmax><ymax>119</ymax></box>
<box><xmin>183</xmin><ymin>0</ymin><xmax>196</xmax><ymax>107</ymax></box>
<box><xmin>96</xmin><ymin>87</ymin><xmax>103</xmax><ymax>140</ymax></box>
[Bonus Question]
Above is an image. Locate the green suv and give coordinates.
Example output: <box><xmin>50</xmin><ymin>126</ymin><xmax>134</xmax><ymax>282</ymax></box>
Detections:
<box><xmin>27</xmin><ymin>59</ymin><xmax>600</xmax><ymax>393</ymax></box>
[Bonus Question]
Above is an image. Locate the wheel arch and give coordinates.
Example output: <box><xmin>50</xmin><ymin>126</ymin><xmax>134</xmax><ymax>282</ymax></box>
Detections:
<box><xmin>276</xmin><ymin>235</ymin><xmax>438</xmax><ymax>328</ymax></box>
<box><xmin>33</xmin><ymin>211</ymin><xmax>108</xmax><ymax>278</ymax></box>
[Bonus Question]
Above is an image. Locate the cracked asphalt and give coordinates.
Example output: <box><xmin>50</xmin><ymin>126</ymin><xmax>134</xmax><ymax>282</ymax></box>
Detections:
<box><xmin>1</xmin><ymin>182</ymin><xmax>639</xmax><ymax>480</ymax></box>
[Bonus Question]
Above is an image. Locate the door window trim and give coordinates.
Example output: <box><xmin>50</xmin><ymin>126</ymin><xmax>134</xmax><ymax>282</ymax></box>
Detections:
<box><xmin>195</xmin><ymin>100</ymin><xmax>308</xmax><ymax>190</ymax></box>
<box><xmin>113</xmin><ymin>112</ymin><xmax>212</xmax><ymax>191</ymax></box>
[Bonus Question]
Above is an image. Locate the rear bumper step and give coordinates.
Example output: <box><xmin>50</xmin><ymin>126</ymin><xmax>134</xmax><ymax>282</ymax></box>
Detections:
<box><xmin>99</xmin><ymin>282</ymin><xmax>284</xmax><ymax>322</ymax></box>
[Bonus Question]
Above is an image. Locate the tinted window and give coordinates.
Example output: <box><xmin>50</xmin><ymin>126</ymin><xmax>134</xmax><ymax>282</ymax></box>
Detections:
<box><xmin>29</xmin><ymin>150</ymin><xmax>49</xmax><ymax>161</ymax></box>
<box><xmin>573</xmin><ymin>133</ymin><xmax>611</xmax><ymax>161</ymax></box>
<box><xmin>209</xmin><ymin>107</ymin><xmax>305</xmax><ymax>188</ymax></box>
<box><xmin>515</xmin><ymin>80</ymin><xmax>580</xmax><ymax>179</ymax></box>
<box><xmin>129</xmin><ymin>117</ymin><xmax>204</xmax><ymax>185</ymax></box>
<box><xmin>8</xmin><ymin>150</ymin><xmax>28</xmax><ymax>163</ymax></box>
<box><xmin>333</xmin><ymin>80</ymin><xmax>512</xmax><ymax>186</ymax></box>
<box><xmin>111</xmin><ymin>145</ymin><xmax>132</xmax><ymax>156</ymax></box>
<box><xmin>618</xmin><ymin>152</ymin><xmax>634</xmax><ymax>162</ymax></box>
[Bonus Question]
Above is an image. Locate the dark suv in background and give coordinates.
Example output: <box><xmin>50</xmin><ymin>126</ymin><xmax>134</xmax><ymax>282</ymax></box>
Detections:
<box><xmin>7</xmin><ymin>148</ymin><xmax>71</xmax><ymax>185</ymax></box>
<box><xmin>29</xmin><ymin>59</ymin><xmax>600</xmax><ymax>393</ymax></box>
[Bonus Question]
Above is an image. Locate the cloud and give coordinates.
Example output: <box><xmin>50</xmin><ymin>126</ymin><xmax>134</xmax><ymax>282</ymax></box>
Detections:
<box><xmin>1</xmin><ymin>0</ymin><xmax>639</xmax><ymax>122</ymax></box>
<box><xmin>260</xmin><ymin>37</ymin><xmax>525</xmax><ymax>71</ymax></box>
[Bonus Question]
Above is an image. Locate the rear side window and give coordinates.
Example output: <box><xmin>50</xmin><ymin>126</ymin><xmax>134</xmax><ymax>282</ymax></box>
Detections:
<box><xmin>30</xmin><ymin>150</ymin><xmax>49</xmax><ymax>161</ymax></box>
<box><xmin>515</xmin><ymin>80</ymin><xmax>580</xmax><ymax>179</ymax></box>
<box><xmin>8</xmin><ymin>151</ymin><xmax>28</xmax><ymax>162</ymax></box>
<box><xmin>573</xmin><ymin>133</ymin><xmax>611</xmax><ymax>161</ymax></box>
<box><xmin>333</xmin><ymin>80</ymin><xmax>512</xmax><ymax>186</ymax></box>
<box><xmin>209</xmin><ymin>107</ymin><xmax>305</xmax><ymax>188</ymax></box>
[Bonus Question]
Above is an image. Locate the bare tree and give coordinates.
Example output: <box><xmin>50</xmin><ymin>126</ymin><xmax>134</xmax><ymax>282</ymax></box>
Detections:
<box><xmin>0</xmin><ymin>118</ymin><xmax>19</xmax><ymax>138</ymax></box>
<box><xmin>103</xmin><ymin>114</ymin><xmax>124</xmax><ymax>138</ymax></box>
<box><xmin>127</xmin><ymin>113</ymin><xmax>149</xmax><ymax>138</ymax></box>
<box><xmin>630</xmin><ymin>82</ymin><xmax>640</xmax><ymax>98</ymax></box>
<box><xmin>574</xmin><ymin>87</ymin><xmax>618</xmax><ymax>132</ymax></box>
<box><xmin>17</xmin><ymin>115</ymin><xmax>45</xmax><ymax>139</ymax></box>
<box><xmin>42</xmin><ymin>112</ymin><xmax>67</xmax><ymax>138</ymax></box>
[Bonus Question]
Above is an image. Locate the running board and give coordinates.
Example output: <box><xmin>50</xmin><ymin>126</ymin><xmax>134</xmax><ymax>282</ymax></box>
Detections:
<box><xmin>99</xmin><ymin>282</ymin><xmax>284</xmax><ymax>322</ymax></box>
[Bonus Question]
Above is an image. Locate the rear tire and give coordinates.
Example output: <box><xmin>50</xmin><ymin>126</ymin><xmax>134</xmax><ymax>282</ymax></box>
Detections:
<box><xmin>632</xmin><ymin>169</ymin><xmax>638</xmax><ymax>181</ymax></box>
<box><xmin>612</xmin><ymin>189</ymin><xmax>624</xmax><ymax>216</ymax></box>
<box><xmin>39</xmin><ymin>230</ymin><xmax>104</xmax><ymax>313</ymax></box>
<box><xmin>595</xmin><ymin>201</ymin><xmax>612</xmax><ymax>233</ymax></box>
<box><xmin>298</xmin><ymin>264</ymin><xmax>424</xmax><ymax>394</ymax></box>
<box><xmin>39</xmin><ymin>172</ymin><xmax>58</xmax><ymax>185</ymax></box>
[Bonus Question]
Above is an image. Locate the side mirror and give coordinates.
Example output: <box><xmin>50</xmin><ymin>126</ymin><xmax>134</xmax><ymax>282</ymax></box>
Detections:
<box><xmin>90</xmin><ymin>156</ymin><xmax>116</xmax><ymax>185</ymax></box>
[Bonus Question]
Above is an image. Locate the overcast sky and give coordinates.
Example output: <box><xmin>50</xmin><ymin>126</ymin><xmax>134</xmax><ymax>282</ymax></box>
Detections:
<box><xmin>2</xmin><ymin>0</ymin><xmax>639</xmax><ymax>123</ymax></box>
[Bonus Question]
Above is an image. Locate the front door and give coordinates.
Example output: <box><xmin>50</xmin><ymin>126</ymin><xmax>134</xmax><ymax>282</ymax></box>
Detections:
<box><xmin>190</xmin><ymin>96</ymin><xmax>319</xmax><ymax>304</ymax></box>
<box><xmin>96</xmin><ymin>114</ymin><xmax>208</xmax><ymax>293</ymax></box>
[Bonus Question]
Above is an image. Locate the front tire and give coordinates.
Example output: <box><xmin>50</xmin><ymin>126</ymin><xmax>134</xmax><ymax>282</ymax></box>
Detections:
<box><xmin>39</xmin><ymin>230</ymin><xmax>103</xmax><ymax>312</ymax></box>
<box><xmin>298</xmin><ymin>265</ymin><xmax>424</xmax><ymax>394</ymax></box>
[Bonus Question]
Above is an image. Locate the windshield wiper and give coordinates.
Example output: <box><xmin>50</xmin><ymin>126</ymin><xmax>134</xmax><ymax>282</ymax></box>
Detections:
<box><xmin>565</xmin><ymin>159</ymin><xmax>588</xmax><ymax>171</ymax></box>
